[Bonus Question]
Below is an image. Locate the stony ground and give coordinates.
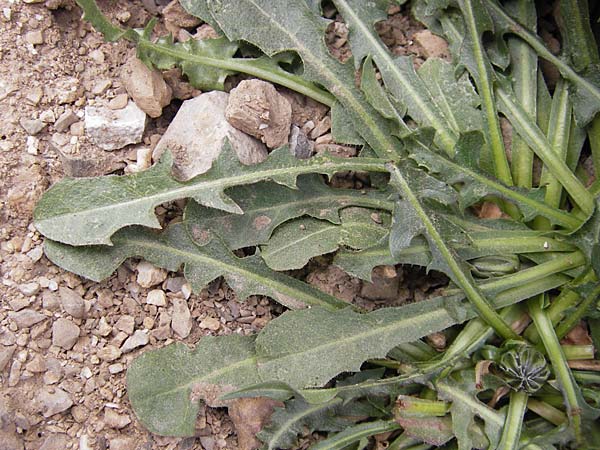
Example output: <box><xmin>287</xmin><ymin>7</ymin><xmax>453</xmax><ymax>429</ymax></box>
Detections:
<box><xmin>0</xmin><ymin>1</ymin><xmax>446</xmax><ymax>449</ymax></box>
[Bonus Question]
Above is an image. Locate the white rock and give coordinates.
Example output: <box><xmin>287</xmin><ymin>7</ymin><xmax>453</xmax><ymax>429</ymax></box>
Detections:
<box><xmin>153</xmin><ymin>91</ymin><xmax>268</xmax><ymax>181</ymax></box>
<box><xmin>39</xmin><ymin>433</ymin><xmax>69</xmax><ymax>450</ymax></box>
<box><xmin>146</xmin><ymin>289</ymin><xmax>166</xmax><ymax>306</ymax></box>
<box><xmin>0</xmin><ymin>346</ymin><xmax>15</xmax><ymax>371</ymax></box>
<box><xmin>38</xmin><ymin>388</ymin><xmax>73</xmax><ymax>417</ymax></box>
<box><xmin>108</xmin><ymin>363</ymin><xmax>124</xmax><ymax>374</ymax></box>
<box><xmin>120</xmin><ymin>330</ymin><xmax>149</xmax><ymax>353</ymax></box>
<box><xmin>51</xmin><ymin>318</ymin><xmax>80</xmax><ymax>350</ymax></box>
<box><xmin>54</xmin><ymin>110</ymin><xmax>78</xmax><ymax>132</ymax></box>
<box><xmin>171</xmin><ymin>298</ymin><xmax>192</xmax><ymax>338</ymax></box>
<box><xmin>85</xmin><ymin>101</ymin><xmax>146</xmax><ymax>151</ymax></box>
<box><xmin>136</xmin><ymin>261</ymin><xmax>167</xmax><ymax>288</ymax></box>
<box><xmin>18</xmin><ymin>282</ymin><xmax>40</xmax><ymax>296</ymax></box>
<box><xmin>58</xmin><ymin>286</ymin><xmax>85</xmax><ymax>319</ymax></box>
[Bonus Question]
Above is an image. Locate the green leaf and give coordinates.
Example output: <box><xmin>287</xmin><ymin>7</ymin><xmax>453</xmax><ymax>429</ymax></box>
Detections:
<box><xmin>360</xmin><ymin>56</ymin><xmax>410</xmax><ymax>136</ymax></box>
<box><xmin>260</xmin><ymin>208</ymin><xmax>390</xmax><ymax>271</ymax></box>
<box><xmin>43</xmin><ymin>223</ymin><xmax>350</xmax><ymax>311</ymax></box>
<box><xmin>309</xmin><ymin>420</ymin><xmax>401</xmax><ymax>450</ymax></box>
<box><xmin>416</xmin><ymin>57</ymin><xmax>482</xmax><ymax>134</ymax></box>
<box><xmin>255</xmin><ymin>303</ymin><xmax>460</xmax><ymax>389</ymax></box>
<box><xmin>34</xmin><ymin>145</ymin><xmax>388</xmax><ymax>246</ymax></box>
<box><xmin>571</xmin><ymin>201</ymin><xmax>600</xmax><ymax>277</ymax></box>
<box><xmin>77</xmin><ymin>0</ymin><xmax>334</xmax><ymax>104</ymax></box>
<box><xmin>126</xmin><ymin>335</ymin><xmax>259</xmax><ymax>436</ymax></box>
<box><xmin>405</xmin><ymin>129</ymin><xmax>582</xmax><ymax>229</ymax></box>
<box><xmin>387</xmin><ymin>160</ymin><xmax>520</xmax><ymax>340</ymax></box>
<box><xmin>136</xmin><ymin>27</ymin><xmax>238</xmax><ymax>91</ymax></box>
<box><xmin>258</xmin><ymin>397</ymin><xmax>349</xmax><ymax>450</ymax></box>
<box><xmin>184</xmin><ymin>174</ymin><xmax>393</xmax><ymax>250</ymax></box>
<box><xmin>483</xmin><ymin>0</ymin><xmax>600</xmax><ymax>126</ymax></box>
<box><xmin>558</xmin><ymin>0</ymin><xmax>599</xmax><ymax>71</ymax></box>
<box><xmin>333</xmin><ymin>0</ymin><xmax>460</xmax><ymax>155</ymax></box>
<box><xmin>203</xmin><ymin>0</ymin><xmax>403</xmax><ymax>159</ymax></box>
<box><xmin>495</xmin><ymin>85</ymin><xmax>595</xmax><ymax>216</ymax></box>
<box><xmin>435</xmin><ymin>371</ymin><xmax>504</xmax><ymax>449</ymax></box>
<box><xmin>335</xmin><ymin>220</ymin><xmax>576</xmax><ymax>281</ymax></box>
<box><xmin>456</xmin><ymin>0</ymin><xmax>512</xmax><ymax>183</ymax></box>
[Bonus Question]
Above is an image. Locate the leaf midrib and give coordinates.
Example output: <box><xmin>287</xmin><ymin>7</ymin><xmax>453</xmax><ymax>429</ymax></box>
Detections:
<box><xmin>119</xmin><ymin>236</ymin><xmax>343</xmax><ymax>310</ymax></box>
<box><xmin>39</xmin><ymin>159</ymin><xmax>388</xmax><ymax>221</ymax></box>
<box><xmin>259</xmin><ymin>308</ymin><xmax>451</xmax><ymax>375</ymax></box>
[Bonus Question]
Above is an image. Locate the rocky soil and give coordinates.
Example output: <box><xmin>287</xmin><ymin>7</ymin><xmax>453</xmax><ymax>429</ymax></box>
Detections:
<box><xmin>0</xmin><ymin>1</ymin><xmax>445</xmax><ymax>449</ymax></box>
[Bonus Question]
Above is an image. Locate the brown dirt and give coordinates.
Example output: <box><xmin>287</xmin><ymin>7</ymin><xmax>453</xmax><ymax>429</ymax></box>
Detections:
<box><xmin>0</xmin><ymin>1</ymin><xmax>441</xmax><ymax>449</ymax></box>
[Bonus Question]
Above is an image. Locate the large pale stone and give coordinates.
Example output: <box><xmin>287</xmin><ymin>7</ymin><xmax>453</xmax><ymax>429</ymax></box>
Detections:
<box><xmin>153</xmin><ymin>91</ymin><xmax>268</xmax><ymax>181</ymax></box>
<box><xmin>85</xmin><ymin>101</ymin><xmax>146</xmax><ymax>151</ymax></box>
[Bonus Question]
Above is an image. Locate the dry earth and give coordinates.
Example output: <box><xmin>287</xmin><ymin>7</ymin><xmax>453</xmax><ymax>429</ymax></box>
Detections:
<box><xmin>0</xmin><ymin>1</ymin><xmax>447</xmax><ymax>449</ymax></box>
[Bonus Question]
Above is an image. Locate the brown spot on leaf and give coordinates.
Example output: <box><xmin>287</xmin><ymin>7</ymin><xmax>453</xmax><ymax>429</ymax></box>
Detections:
<box><xmin>191</xmin><ymin>225</ymin><xmax>211</xmax><ymax>245</ymax></box>
<box><xmin>253</xmin><ymin>215</ymin><xmax>272</xmax><ymax>230</ymax></box>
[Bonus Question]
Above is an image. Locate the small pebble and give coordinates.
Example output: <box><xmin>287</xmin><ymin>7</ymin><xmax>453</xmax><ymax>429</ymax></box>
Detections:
<box><xmin>120</xmin><ymin>330</ymin><xmax>149</xmax><ymax>353</ymax></box>
<box><xmin>146</xmin><ymin>289</ymin><xmax>166</xmax><ymax>306</ymax></box>
<box><xmin>52</xmin><ymin>318</ymin><xmax>80</xmax><ymax>350</ymax></box>
<box><xmin>199</xmin><ymin>317</ymin><xmax>220</xmax><ymax>331</ymax></box>
<box><xmin>18</xmin><ymin>282</ymin><xmax>40</xmax><ymax>296</ymax></box>
<box><xmin>108</xmin><ymin>94</ymin><xmax>129</xmax><ymax>110</ymax></box>
<box><xmin>136</xmin><ymin>261</ymin><xmax>167</xmax><ymax>288</ymax></box>
<box><xmin>97</xmin><ymin>345</ymin><xmax>121</xmax><ymax>362</ymax></box>
<box><xmin>25</xmin><ymin>30</ymin><xmax>44</xmax><ymax>45</ymax></box>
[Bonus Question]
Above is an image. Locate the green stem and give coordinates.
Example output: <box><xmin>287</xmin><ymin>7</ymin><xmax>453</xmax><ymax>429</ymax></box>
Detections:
<box><xmin>387</xmin><ymin>163</ymin><xmax>519</xmax><ymax>340</ymax></box>
<box><xmin>572</xmin><ymin>370</ymin><xmax>600</xmax><ymax>385</ymax></box>
<box><xmin>528</xmin><ymin>295</ymin><xmax>582</xmax><ymax>440</ymax></box>
<box><xmin>76</xmin><ymin>0</ymin><xmax>335</xmax><ymax>106</ymax></box>
<box><xmin>138</xmin><ymin>39</ymin><xmax>335</xmax><ymax>106</ymax></box>
<box><xmin>527</xmin><ymin>398</ymin><xmax>568</xmax><ymax>426</ymax></box>
<box><xmin>485</xmin><ymin>0</ymin><xmax>600</xmax><ymax>118</ymax></box>
<box><xmin>533</xmin><ymin>79</ymin><xmax>572</xmax><ymax>230</ymax></box>
<box><xmin>524</xmin><ymin>268</ymin><xmax>597</xmax><ymax>343</ymax></box>
<box><xmin>499</xmin><ymin>390</ymin><xmax>529</xmax><ymax>450</ymax></box>
<box><xmin>387</xmin><ymin>434</ymin><xmax>422</xmax><ymax>450</ymax></box>
<box><xmin>458</xmin><ymin>0</ymin><xmax>513</xmax><ymax>186</ymax></box>
<box><xmin>508</xmin><ymin>0</ymin><xmax>537</xmax><ymax>189</ymax></box>
<box><xmin>496</xmin><ymin>87</ymin><xmax>594</xmax><ymax>215</ymax></box>
<box><xmin>396</xmin><ymin>395</ymin><xmax>450</xmax><ymax>416</ymax></box>
<box><xmin>310</xmin><ymin>420</ymin><xmax>401</xmax><ymax>450</ymax></box>
<box><xmin>562</xmin><ymin>345</ymin><xmax>596</xmax><ymax>360</ymax></box>
<box><xmin>588</xmin><ymin>115</ymin><xmax>600</xmax><ymax>184</ymax></box>
<box><xmin>555</xmin><ymin>284</ymin><xmax>600</xmax><ymax>340</ymax></box>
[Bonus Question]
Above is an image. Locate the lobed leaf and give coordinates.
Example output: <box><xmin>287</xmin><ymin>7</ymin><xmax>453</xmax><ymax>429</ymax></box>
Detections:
<box><xmin>333</xmin><ymin>0</ymin><xmax>460</xmax><ymax>155</ymax></box>
<box><xmin>34</xmin><ymin>145</ymin><xmax>388</xmax><ymax>246</ymax></box>
<box><xmin>184</xmin><ymin>174</ymin><xmax>393</xmax><ymax>250</ymax></box>
<box><xmin>43</xmin><ymin>223</ymin><xmax>350</xmax><ymax>311</ymax></box>
<box><xmin>257</xmin><ymin>397</ymin><xmax>349</xmax><ymax>450</ymax></box>
<box><xmin>405</xmin><ymin>129</ymin><xmax>582</xmax><ymax>229</ymax></box>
